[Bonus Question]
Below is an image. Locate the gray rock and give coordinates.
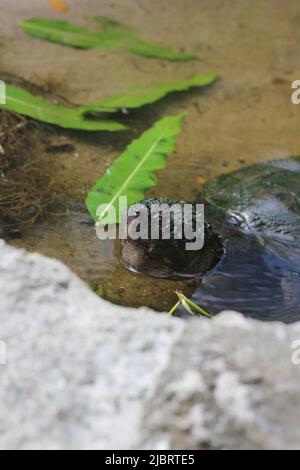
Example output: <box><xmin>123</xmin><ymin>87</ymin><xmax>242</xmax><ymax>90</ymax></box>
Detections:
<box><xmin>0</xmin><ymin>240</ymin><xmax>300</xmax><ymax>450</ymax></box>
<box><xmin>0</xmin><ymin>240</ymin><xmax>184</xmax><ymax>450</ymax></box>
<box><xmin>140</xmin><ymin>312</ymin><xmax>300</xmax><ymax>450</ymax></box>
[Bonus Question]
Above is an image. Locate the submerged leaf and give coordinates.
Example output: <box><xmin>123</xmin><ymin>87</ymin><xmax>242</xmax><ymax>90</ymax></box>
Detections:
<box><xmin>19</xmin><ymin>18</ymin><xmax>198</xmax><ymax>61</ymax></box>
<box><xmin>20</xmin><ymin>19</ymin><xmax>106</xmax><ymax>48</ymax></box>
<box><xmin>0</xmin><ymin>84</ymin><xmax>126</xmax><ymax>131</ymax></box>
<box><xmin>86</xmin><ymin>114</ymin><xmax>186</xmax><ymax>223</ymax></box>
<box><xmin>81</xmin><ymin>72</ymin><xmax>219</xmax><ymax>115</ymax></box>
<box><xmin>91</xmin><ymin>16</ymin><xmax>137</xmax><ymax>35</ymax></box>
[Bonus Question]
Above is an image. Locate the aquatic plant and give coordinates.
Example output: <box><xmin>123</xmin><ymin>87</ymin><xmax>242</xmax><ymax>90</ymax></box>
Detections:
<box><xmin>0</xmin><ymin>84</ymin><xmax>126</xmax><ymax>131</ymax></box>
<box><xmin>90</xmin><ymin>16</ymin><xmax>137</xmax><ymax>35</ymax></box>
<box><xmin>81</xmin><ymin>72</ymin><xmax>218</xmax><ymax>115</ymax></box>
<box><xmin>86</xmin><ymin>114</ymin><xmax>186</xmax><ymax>223</ymax></box>
<box><xmin>1</xmin><ymin>73</ymin><xmax>218</xmax><ymax>131</ymax></box>
<box><xmin>19</xmin><ymin>18</ymin><xmax>198</xmax><ymax>61</ymax></box>
<box><xmin>169</xmin><ymin>291</ymin><xmax>212</xmax><ymax>318</ymax></box>
<box><xmin>0</xmin><ymin>110</ymin><xmax>66</xmax><ymax>232</ymax></box>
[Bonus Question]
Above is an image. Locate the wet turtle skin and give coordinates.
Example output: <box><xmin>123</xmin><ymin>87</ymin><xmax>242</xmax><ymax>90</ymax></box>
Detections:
<box><xmin>196</xmin><ymin>156</ymin><xmax>300</xmax><ymax>322</ymax></box>
<box><xmin>120</xmin><ymin>198</ymin><xmax>224</xmax><ymax>279</ymax></box>
<box><xmin>202</xmin><ymin>156</ymin><xmax>300</xmax><ymax>270</ymax></box>
<box><xmin>120</xmin><ymin>157</ymin><xmax>300</xmax><ymax>322</ymax></box>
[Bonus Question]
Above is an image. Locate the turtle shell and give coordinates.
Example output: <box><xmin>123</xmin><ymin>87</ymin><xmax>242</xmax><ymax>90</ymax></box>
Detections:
<box><xmin>202</xmin><ymin>157</ymin><xmax>300</xmax><ymax>270</ymax></box>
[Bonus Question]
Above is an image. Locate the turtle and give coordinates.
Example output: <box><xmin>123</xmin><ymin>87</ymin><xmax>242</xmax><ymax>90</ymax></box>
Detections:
<box><xmin>120</xmin><ymin>156</ymin><xmax>300</xmax><ymax>322</ymax></box>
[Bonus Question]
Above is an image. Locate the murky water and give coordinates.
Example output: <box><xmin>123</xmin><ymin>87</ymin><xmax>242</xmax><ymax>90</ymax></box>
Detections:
<box><xmin>1</xmin><ymin>0</ymin><xmax>300</xmax><ymax>318</ymax></box>
<box><xmin>192</xmin><ymin>208</ymin><xmax>300</xmax><ymax>323</ymax></box>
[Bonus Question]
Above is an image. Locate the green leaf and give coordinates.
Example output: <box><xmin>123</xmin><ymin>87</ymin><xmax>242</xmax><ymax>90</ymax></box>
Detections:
<box><xmin>91</xmin><ymin>15</ymin><xmax>137</xmax><ymax>35</ymax></box>
<box><xmin>0</xmin><ymin>84</ymin><xmax>127</xmax><ymax>131</ymax></box>
<box><xmin>86</xmin><ymin>114</ymin><xmax>186</xmax><ymax>223</ymax></box>
<box><xmin>20</xmin><ymin>19</ymin><xmax>107</xmax><ymax>48</ymax></box>
<box><xmin>19</xmin><ymin>18</ymin><xmax>198</xmax><ymax>61</ymax></box>
<box><xmin>174</xmin><ymin>291</ymin><xmax>212</xmax><ymax>318</ymax></box>
<box><xmin>81</xmin><ymin>72</ymin><xmax>218</xmax><ymax>115</ymax></box>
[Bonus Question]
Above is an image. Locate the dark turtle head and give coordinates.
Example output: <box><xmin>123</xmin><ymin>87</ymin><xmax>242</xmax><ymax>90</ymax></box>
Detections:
<box><xmin>119</xmin><ymin>198</ymin><xmax>224</xmax><ymax>279</ymax></box>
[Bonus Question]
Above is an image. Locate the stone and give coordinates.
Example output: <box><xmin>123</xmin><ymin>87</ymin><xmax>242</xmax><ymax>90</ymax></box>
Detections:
<box><xmin>1</xmin><ymin>240</ymin><xmax>300</xmax><ymax>450</ymax></box>
<box><xmin>140</xmin><ymin>312</ymin><xmax>300</xmax><ymax>450</ymax></box>
<box><xmin>0</xmin><ymin>240</ymin><xmax>184</xmax><ymax>450</ymax></box>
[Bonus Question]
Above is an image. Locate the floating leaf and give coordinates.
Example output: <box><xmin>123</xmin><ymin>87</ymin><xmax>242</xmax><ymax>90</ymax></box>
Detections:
<box><xmin>81</xmin><ymin>72</ymin><xmax>218</xmax><ymax>115</ymax></box>
<box><xmin>20</xmin><ymin>19</ymin><xmax>106</xmax><ymax>48</ymax></box>
<box><xmin>19</xmin><ymin>18</ymin><xmax>198</xmax><ymax>61</ymax></box>
<box><xmin>86</xmin><ymin>114</ymin><xmax>186</xmax><ymax>223</ymax></box>
<box><xmin>0</xmin><ymin>84</ymin><xmax>126</xmax><ymax>131</ymax></box>
<box><xmin>91</xmin><ymin>16</ymin><xmax>136</xmax><ymax>35</ymax></box>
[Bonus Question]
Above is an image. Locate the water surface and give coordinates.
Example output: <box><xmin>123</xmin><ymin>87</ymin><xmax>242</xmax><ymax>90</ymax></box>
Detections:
<box><xmin>2</xmin><ymin>0</ymin><xmax>300</xmax><ymax>317</ymax></box>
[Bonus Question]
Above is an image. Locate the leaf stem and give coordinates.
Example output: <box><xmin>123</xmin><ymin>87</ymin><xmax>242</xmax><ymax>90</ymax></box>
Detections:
<box><xmin>168</xmin><ymin>300</ymin><xmax>181</xmax><ymax>316</ymax></box>
<box><xmin>183</xmin><ymin>296</ymin><xmax>212</xmax><ymax>318</ymax></box>
<box><xmin>170</xmin><ymin>291</ymin><xmax>212</xmax><ymax>319</ymax></box>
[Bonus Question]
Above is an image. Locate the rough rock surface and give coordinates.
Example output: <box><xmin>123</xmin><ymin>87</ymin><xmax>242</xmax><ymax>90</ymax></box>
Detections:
<box><xmin>0</xmin><ymin>240</ymin><xmax>184</xmax><ymax>450</ymax></box>
<box><xmin>140</xmin><ymin>313</ymin><xmax>300</xmax><ymax>450</ymax></box>
<box><xmin>0</xmin><ymin>240</ymin><xmax>300</xmax><ymax>450</ymax></box>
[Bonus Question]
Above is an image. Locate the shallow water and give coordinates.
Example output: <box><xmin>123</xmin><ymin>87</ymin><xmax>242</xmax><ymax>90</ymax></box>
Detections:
<box><xmin>2</xmin><ymin>0</ymin><xmax>300</xmax><ymax>318</ymax></box>
<box><xmin>192</xmin><ymin>211</ymin><xmax>300</xmax><ymax>323</ymax></box>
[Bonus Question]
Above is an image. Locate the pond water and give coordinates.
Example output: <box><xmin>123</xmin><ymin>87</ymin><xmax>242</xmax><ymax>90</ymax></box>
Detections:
<box><xmin>1</xmin><ymin>0</ymin><xmax>300</xmax><ymax>319</ymax></box>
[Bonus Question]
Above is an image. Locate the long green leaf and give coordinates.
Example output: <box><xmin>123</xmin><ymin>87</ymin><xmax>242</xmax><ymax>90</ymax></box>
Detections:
<box><xmin>81</xmin><ymin>72</ymin><xmax>218</xmax><ymax>115</ymax></box>
<box><xmin>19</xmin><ymin>18</ymin><xmax>198</xmax><ymax>61</ymax></box>
<box><xmin>0</xmin><ymin>84</ymin><xmax>126</xmax><ymax>131</ymax></box>
<box><xmin>91</xmin><ymin>16</ymin><xmax>137</xmax><ymax>35</ymax></box>
<box><xmin>86</xmin><ymin>114</ymin><xmax>186</xmax><ymax>224</ymax></box>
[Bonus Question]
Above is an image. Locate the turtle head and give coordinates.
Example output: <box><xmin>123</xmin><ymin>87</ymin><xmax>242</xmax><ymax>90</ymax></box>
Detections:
<box><xmin>119</xmin><ymin>198</ymin><xmax>224</xmax><ymax>279</ymax></box>
<box><xmin>121</xmin><ymin>238</ymin><xmax>152</xmax><ymax>273</ymax></box>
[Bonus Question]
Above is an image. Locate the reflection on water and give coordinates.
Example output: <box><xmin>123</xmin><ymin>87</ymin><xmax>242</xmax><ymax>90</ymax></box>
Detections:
<box><xmin>194</xmin><ymin>228</ymin><xmax>300</xmax><ymax>323</ymax></box>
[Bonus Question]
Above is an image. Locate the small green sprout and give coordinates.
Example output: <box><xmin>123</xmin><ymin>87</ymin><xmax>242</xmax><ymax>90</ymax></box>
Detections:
<box><xmin>169</xmin><ymin>291</ymin><xmax>212</xmax><ymax>319</ymax></box>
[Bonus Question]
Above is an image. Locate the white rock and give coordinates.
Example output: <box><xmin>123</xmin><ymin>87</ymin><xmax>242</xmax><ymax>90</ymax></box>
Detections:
<box><xmin>1</xmin><ymin>240</ymin><xmax>300</xmax><ymax>450</ymax></box>
<box><xmin>140</xmin><ymin>315</ymin><xmax>300</xmax><ymax>450</ymax></box>
<box><xmin>0</xmin><ymin>241</ymin><xmax>184</xmax><ymax>450</ymax></box>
